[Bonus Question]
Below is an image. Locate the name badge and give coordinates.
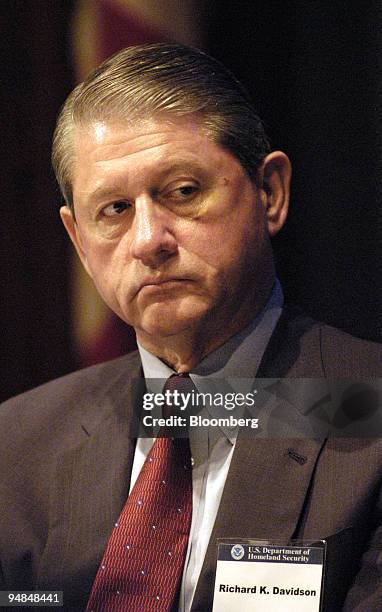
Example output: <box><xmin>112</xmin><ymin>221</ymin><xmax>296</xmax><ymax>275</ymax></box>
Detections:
<box><xmin>212</xmin><ymin>539</ymin><xmax>325</xmax><ymax>611</ymax></box>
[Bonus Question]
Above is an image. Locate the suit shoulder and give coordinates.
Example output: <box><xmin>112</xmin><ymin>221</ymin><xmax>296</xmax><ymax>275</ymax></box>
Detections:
<box><xmin>319</xmin><ymin>323</ymin><xmax>382</xmax><ymax>377</ymax></box>
<box><xmin>266</xmin><ymin>306</ymin><xmax>381</xmax><ymax>377</ymax></box>
<box><xmin>0</xmin><ymin>351</ymin><xmax>142</xmax><ymax>427</ymax></box>
<box><xmin>0</xmin><ymin>351</ymin><xmax>142</xmax><ymax>496</ymax></box>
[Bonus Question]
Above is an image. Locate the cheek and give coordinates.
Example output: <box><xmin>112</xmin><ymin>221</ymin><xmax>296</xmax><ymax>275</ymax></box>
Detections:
<box><xmin>79</xmin><ymin>225</ymin><xmax>119</xmax><ymax>264</ymax></box>
<box><xmin>79</xmin><ymin>236</ymin><xmax>120</xmax><ymax>289</ymax></box>
<box><xmin>189</xmin><ymin>218</ymin><xmax>256</xmax><ymax>269</ymax></box>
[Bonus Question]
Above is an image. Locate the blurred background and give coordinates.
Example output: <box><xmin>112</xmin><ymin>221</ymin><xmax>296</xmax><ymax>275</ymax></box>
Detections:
<box><xmin>1</xmin><ymin>0</ymin><xmax>381</xmax><ymax>402</ymax></box>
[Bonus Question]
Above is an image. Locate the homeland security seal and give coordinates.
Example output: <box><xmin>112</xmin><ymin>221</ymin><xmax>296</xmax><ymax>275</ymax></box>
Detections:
<box><xmin>231</xmin><ymin>544</ymin><xmax>245</xmax><ymax>560</ymax></box>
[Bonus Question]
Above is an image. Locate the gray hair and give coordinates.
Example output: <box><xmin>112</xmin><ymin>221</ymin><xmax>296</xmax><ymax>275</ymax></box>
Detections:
<box><xmin>52</xmin><ymin>43</ymin><xmax>271</xmax><ymax>211</ymax></box>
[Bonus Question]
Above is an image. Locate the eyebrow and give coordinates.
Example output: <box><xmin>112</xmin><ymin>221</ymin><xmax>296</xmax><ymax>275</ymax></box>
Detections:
<box><xmin>87</xmin><ymin>158</ymin><xmax>209</xmax><ymax>204</ymax></box>
<box><xmin>88</xmin><ymin>185</ymin><xmax>125</xmax><ymax>203</ymax></box>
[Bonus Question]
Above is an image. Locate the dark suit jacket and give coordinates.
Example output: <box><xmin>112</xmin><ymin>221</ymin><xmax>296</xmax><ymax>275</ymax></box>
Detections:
<box><xmin>1</xmin><ymin>309</ymin><xmax>381</xmax><ymax>611</ymax></box>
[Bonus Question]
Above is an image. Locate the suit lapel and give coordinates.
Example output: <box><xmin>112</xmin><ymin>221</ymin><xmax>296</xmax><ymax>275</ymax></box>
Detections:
<box><xmin>191</xmin><ymin>437</ymin><xmax>325</xmax><ymax>611</ymax></box>
<box><xmin>192</xmin><ymin>308</ymin><xmax>327</xmax><ymax>611</ymax></box>
<box><xmin>37</xmin><ymin>359</ymin><xmax>146</xmax><ymax>608</ymax></box>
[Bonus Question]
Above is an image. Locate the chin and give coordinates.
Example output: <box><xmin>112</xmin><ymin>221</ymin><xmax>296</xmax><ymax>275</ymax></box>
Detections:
<box><xmin>135</xmin><ymin>302</ymin><xmax>209</xmax><ymax>338</ymax></box>
<box><xmin>138</xmin><ymin>317</ymin><xmax>196</xmax><ymax>338</ymax></box>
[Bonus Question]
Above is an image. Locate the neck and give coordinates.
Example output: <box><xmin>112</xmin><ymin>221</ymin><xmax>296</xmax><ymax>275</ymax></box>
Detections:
<box><xmin>137</xmin><ymin>279</ymin><xmax>274</xmax><ymax>372</ymax></box>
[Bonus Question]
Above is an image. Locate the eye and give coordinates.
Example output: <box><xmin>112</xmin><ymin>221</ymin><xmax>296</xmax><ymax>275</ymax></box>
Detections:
<box><xmin>164</xmin><ymin>183</ymin><xmax>199</xmax><ymax>201</ymax></box>
<box><xmin>102</xmin><ymin>201</ymin><xmax>130</xmax><ymax>217</ymax></box>
<box><xmin>176</xmin><ymin>185</ymin><xmax>198</xmax><ymax>197</ymax></box>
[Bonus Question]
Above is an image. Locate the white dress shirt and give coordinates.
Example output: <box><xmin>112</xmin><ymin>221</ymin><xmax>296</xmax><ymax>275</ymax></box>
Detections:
<box><xmin>131</xmin><ymin>280</ymin><xmax>284</xmax><ymax>611</ymax></box>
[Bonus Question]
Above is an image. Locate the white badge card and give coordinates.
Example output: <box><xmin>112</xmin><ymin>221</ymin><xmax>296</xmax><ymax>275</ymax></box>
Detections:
<box><xmin>213</xmin><ymin>540</ymin><xmax>325</xmax><ymax>612</ymax></box>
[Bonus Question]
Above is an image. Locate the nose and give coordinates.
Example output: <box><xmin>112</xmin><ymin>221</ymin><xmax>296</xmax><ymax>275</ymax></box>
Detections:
<box><xmin>129</xmin><ymin>196</ymin><xmax>178</xmax><ymax>267</ymax></box>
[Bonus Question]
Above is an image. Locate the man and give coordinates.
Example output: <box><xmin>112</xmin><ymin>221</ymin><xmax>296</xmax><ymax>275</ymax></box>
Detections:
<box><xmin>0</xmin><ymin>43</ymin><xmax>381</xmax><ymax>611</ymax></box>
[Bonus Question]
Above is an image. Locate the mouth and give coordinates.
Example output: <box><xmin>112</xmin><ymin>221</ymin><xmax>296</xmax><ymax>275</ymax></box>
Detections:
<box><xmin>138</xmin><ymin>277</ymin><xmax>189</xmax><ymax>292</ymax></box>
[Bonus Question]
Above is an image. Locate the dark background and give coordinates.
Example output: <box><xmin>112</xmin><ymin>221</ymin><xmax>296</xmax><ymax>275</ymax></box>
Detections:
<box><xmin>1</xmin><ymin>1</ymin><xmax>381</xmax><ymax>402</ymax></box>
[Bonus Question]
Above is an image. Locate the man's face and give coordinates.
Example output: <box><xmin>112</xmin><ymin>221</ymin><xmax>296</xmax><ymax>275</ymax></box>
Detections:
<box><xmin>62</xmin><ymin>117</ymin><xmax>283</xmax><ymax>347</ymax></box>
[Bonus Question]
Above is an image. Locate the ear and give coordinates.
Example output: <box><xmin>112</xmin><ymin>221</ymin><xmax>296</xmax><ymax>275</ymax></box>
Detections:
<box><xmin>258</xmin><ymin>151</ymin><xmax>291</xmax><ymax>237</ymax></box>
<box><xmin>60</xmin><ymin>205</ymin><xmax>93</xmax><ymax>277</ymax></box>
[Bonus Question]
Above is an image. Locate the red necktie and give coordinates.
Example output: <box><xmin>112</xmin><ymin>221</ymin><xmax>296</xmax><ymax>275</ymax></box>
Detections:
<box><xmin>86</xmin><ymin>374</ymin><xmax>193</xmax><ymax>611</ymax></box>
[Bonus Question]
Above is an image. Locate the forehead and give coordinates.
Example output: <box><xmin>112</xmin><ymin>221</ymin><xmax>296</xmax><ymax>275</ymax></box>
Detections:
<box><xmin>73</xmin><ymin>116</ymin><xmax>215</xmax><ymax>160</ymax></box>
<box><xmin>71</xmin><ymin>117</ymin><xmax>246</xmax><ymax>201</ymax></box>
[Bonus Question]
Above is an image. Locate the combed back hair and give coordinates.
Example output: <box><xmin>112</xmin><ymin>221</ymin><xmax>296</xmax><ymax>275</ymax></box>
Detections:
<box><xmin>52</xmin><ymin>43</ymin><xmax>271</xmax><ymax>211</ymax></box>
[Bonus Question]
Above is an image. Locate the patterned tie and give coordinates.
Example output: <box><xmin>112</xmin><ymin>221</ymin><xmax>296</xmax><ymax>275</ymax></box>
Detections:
<box><xmin>86</xmin><ymin>374</ymin><xmax>193</xmax><ymax>611</ymax></box>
